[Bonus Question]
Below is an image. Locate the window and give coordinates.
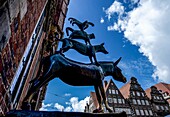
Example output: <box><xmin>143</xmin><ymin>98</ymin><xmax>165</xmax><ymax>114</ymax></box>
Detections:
<box><xmin>112</xmin><ymin>89</ymin><xmax>115</xmax><ymax>94</ymax></box>
<box><xmin>157</xmin><ymin>96</ymin><xmax>160</xmax><ymax>99</ymax></box>
<box><xmin>132</xmin><ymin>91</ymin><xmax>135</xmax><ymax>96</ymax></box>
<box><xmin>132</xmin><ymin>99</ymin><xmax>137</xmax><ymax>104</ymax></box>
<box><xmin>153</xmin><ymin>96</ymin><xmax>156</xmax><ymax>99</ymax></box>
<box><xmin>160</xmin><ymin>106</ymin><xmax>164</xmax><ymax>110</ymax></box>
<box><xmin>141</xmin><ymin>92</ymin><xmax>144</xmax><ymax>97</ymax></box>
<box><xmin>136</xmin><ymin>92</ymin><xmax>140</xmax><ymax>96</ymax></box>
<box><xmin>165</xmin><ymin>106</ymin><xmax>169</xmax><ymax>110</ymax></box>
<box><xmin>144</xmin><ymin>110</ymin><xmax>149</xmax><ymax>115</ymax></box>
<box><xmin>116</xmin><ymin>90</ymin><xmax>118</xmax><ymax>94</ymax></box>
<box><xmin>156</xmin><ymin>105</ymin><xmax>159</xmax><ymax>110</ymax></box>
<box><xmin>135</xmin><ymin>109</ymin><xmax>140</xmax><ymax>115</ymax></box>
<box><xmin>145</xmin><ymin>100</ymin><xmax>149</xmax><ymax>105</ymax></box>
<box><xmin>113</xmin><ymin>98</ymin><xmax>117</xmax><ymax>103</ymax></box>
<box><xmin>115</xmin><ymin>108</ymin><xmax>120</xmax><ymax>113</ymax></box>
<box><xmin>137</xmin><ymin>99</ymin><xmax>141</xmax><ymax>105</ymax></box>
<box><xmin>109</xmin><ymin>89</ymin><xmax>111</xmax><ymax>94</ymax></box>
<box><xmin>149</xmin><ymin>110</ymin><xmax>153</xmax><ymax>115</ymax></box>
<box><xmin>140</xmin><ymin>110</ymin><xmax>144</xmax><ymax>115</ymax></box>
<box><xmin>141</xmin><ymin>100</ymin><xmax>145</xmax><ymax>105</ymax></box>
<box><xmin>108</xmin><ymin>98</ymin><xmax>113</xmax><ymax>103</ymax></box>
<box><xmin>126</xmin><ymin>109</ymin><xmax>131</xmax><ymax>114</ymax></box>
<box><xmin>118</xmin><ymin>99</ymin><xmax>122</xmax><ymax>104</ymax></box>
<box><xmin>122</xmin><ymin>99</ymin><xmax>125</xmax><ymax>104</ymax></box>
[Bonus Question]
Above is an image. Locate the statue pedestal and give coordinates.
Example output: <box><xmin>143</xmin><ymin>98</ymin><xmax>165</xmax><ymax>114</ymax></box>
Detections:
<box><xmin>6</xmin><ymin>110</ymin><xmax>127</xmax><ymax>117</ymax></box>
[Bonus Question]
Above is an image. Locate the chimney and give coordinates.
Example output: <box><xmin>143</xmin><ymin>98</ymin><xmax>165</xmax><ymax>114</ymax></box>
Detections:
<box><xmin>104</xmin><ymin>81</ymin><xmax>108</xmax><ymax>88</ymax></box>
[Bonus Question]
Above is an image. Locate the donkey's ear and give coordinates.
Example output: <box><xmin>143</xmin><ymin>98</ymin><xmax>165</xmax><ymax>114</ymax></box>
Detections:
<box><xmin>101</xmin><ymin>43</ymin><xmax>105</xmax><ymax>46</ymax></box>
<box><xmin>114</xmin><ymin>57</ymin><xmax>122</xmax><ymax>66</ymax></box>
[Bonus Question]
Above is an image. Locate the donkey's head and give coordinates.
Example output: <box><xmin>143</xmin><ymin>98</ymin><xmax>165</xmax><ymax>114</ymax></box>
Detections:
<box><xmin>112</xmin><ymin>57</ymin><xmax>126</xmax><ymax>83</ymax></box>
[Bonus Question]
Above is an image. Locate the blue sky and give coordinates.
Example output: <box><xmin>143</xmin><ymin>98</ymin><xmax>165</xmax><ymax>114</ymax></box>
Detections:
<box><xmin>40</xmin><ymin>0</ymin><xmax>170</xmax><ymax>112</ymax></box>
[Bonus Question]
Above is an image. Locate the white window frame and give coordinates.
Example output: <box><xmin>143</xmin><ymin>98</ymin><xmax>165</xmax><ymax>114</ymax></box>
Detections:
<box><xmin>135</xmin><ymin>109</ymin><xmax>140</xmax><ymax>115</ymax></box>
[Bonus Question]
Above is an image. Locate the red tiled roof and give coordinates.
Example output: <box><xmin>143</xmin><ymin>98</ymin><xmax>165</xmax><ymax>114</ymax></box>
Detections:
<box><xmin>119</xmin><ymin>81</ymin><xmax>131</xmax><ymax>99</ymax></box>
<box><xmin>145</xmin><ymin>82</ymin><xmax>170</xmax><ymax>100</ymax></box>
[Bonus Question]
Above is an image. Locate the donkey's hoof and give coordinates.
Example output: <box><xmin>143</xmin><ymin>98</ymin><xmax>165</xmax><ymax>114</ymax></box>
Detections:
<box><xmin>107</xmin><ymin>108</ymin><xmax>113</xmax><ymax>113</ymax></box>
<box><xmin>93</xmin><ymin>109</ymin><xmax>104</xmax><ymax>113</ymax></box>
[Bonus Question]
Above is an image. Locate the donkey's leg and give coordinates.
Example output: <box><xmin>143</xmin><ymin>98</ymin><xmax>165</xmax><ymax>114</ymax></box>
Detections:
<box><xmin>94</xmin><ymin>85</ymin><xmax>103</xmax><ymax>112</ymax></box>
<box><xmin>99</xmin><ymin>82</ymin><xmax>113</xmax><ymax>112</ymax></box>
<box><xmin>93</xmin><ymin>54</ymin><xmax>100</xmax><ymax>66</ymax></box>
<box><xmin>89</xmin><ymin>56</ymin><xmax>94</xmax><ymax>64</ymax></box>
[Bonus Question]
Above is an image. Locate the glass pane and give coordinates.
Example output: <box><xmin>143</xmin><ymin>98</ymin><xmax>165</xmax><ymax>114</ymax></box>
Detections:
<box><xmin>113</xmin><ymin>98</ymin><xmax>117</xmax><ymax>103</ymax></box>
<box><xmin>149</xmin><ymin>110</ymin><xmax>153</xmax><ymax>115</ymax></box>
<box><xmin>112</xmin><ymin>90</ymin><xmax>115</xmax><ymax>94</ymax></box>
<box><xmin>118</xmin><ymin>99</ymin><xmax>122</xmax><ymax>103</ymax></box>
<box><xmin>133</xmin><ymin>99</ymin><xmax>136</xmax><ymax>104</ymax></box>
<box><xmin>137</xmin><ymin>99</ymin><xmax>141</xmax><ymax>105</ymax></box>
<box><xmin>136</xmin><ymin>109</ymin><xmax>140</xmax><ymax>115</ymax></box>
<box><xmin>140</xmin><ymin>110</ymin><xmax>144</xmax><ymax>115</ymax></box>
<box><xmin>144</xmin><ymin>110</ymin><xmax>149</xmax><ymax>115</ymax></box>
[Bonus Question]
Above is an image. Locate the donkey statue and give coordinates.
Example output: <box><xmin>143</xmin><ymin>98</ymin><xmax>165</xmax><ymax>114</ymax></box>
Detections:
<box><xmin>56</xmin><ymin>38</ymin><xmax>108</xmax><ymax>65</ymax></box>
<box><xmin>68</xmin><ymin>17</ymin><xmax>94</xmax><ymax>31</ymax></box>
<box><xmin>66</xmin><ymin>27</ymin><xmax>95</xmax><ymax>45</ymax></box>
<box><xmin>23</xmin><ymin>54</ymin><xmax>127</xmax><ymax>113</ymax></box>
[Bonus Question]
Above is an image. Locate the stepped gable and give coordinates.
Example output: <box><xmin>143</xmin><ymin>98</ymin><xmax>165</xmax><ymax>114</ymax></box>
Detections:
<box><xmin>145</xmin><ymin>82</ymin><xmax>170</xmax><ymax>104</ymax></box>
<box><xmin>120</xmin><ymin>77</ymin><xmax>155</xmax><ymax>116</ymax></box>
<box><xmin>145</xmin><ymin>82</ymin><xmax>170</xmax><ymax>98</ymax></box>
<box><xmin>148</xmin><ymin>86</ymin><xmax>170</xmax><ymax>116</ymax></box>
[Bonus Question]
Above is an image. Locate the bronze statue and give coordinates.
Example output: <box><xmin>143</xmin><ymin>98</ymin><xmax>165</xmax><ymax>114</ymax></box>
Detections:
<box><xmin>23</xmin><ymin>54</ymin><xmax>126</xmax><ymax>112</ymax></box>
<box><xmin>56</xmin><ymin>38</ymin><xmax>108</xmax><ymax>65</ymax></box>
<box><xmin>66</xmin><ymin>27</ymin><xmax>95</xmax><ymax>45</ymax></box>
<box><xmin>22</xmin><ymin>17</ymin><xmax>127</xmax><ymax>114</ymax></box>
<box><xmin>68</xmin><ymin>17</ymin><xmax>94</xmax><ymax>31</ymax></box>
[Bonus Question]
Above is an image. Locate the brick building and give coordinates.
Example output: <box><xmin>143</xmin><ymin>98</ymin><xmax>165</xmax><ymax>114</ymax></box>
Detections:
<box><xmin>145</xmin><ymin>82</ymin><xmax>170</xmax><ymax>105</ymax></box>
<box><xmin>145</xmin><ymin>84</ymin><xmax>170</xmax><ymax>116</ymax></box>
<box><xmin>0</xmin><ymin>0</ymin><xmax>69</xmax><ymax>115</ymax></box>
<box><xmin>120</xmin><ymin>77</ymin><xmax>155</xmax><ymax>116</ymax></box>
<box><xmin>85</xmin><ymin>77</ymin><xmax>170</xmax><ymax>116</ymax></box>
<box><xmin>86</xmin><ymin>79</ymin><xmax>133</xmax><ymax>116</ymax></box>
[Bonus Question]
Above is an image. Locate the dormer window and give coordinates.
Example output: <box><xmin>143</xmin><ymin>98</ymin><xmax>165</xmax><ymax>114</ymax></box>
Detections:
<box><xmin>112</xmin><ymin>89</ymin><xmax>115</xmax><ymax>94</ymax></box>
<box><xmin>134</xmin><ymin>84</ymin><xmax>138</xmax><ymax>89</ymax></box>
<box><xmin>136</xmin><ymin>92</ymin><xmax>140</xmax><ymax>96</ymax></box>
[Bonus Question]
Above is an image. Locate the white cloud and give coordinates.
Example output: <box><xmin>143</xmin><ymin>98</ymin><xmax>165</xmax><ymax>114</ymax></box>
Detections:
<box><xmin>64</xmin><ymin>106</ymin><xmax>72</xmax><ymax>112</ymax></box>
<box><xmin>39</xmin><ymin>103</ymin><xmax>52</xmax><ymax>111</ymax></box>
<box><xmin>70</xmin><ymin>96</ymin><xmax>89</xmax><ymax>112</ymax></box>
<box><xmin>40</xmin><ymin>96</ymin><xmax>90</xmax><ymax>112</ymax></box>
<box><xmin>104</xmin><ymin>0</ymin><xmax>170</xmax><ymax>82</ymax></box>
<box><xmin>64</xmin><ymin>93</ymin><xmax>71</xmax><ymax>97</ymax></box>
<box><xmin>54</xmin><ymin>103</ymin><xmax>64</xmax><ymax>111</ymax></box>
<box><xmin>100</xmin><ymin>17</ymin><xmax>104</xmax><ymax>23</ymax></box>
<box><xmin>105</xmin><ymin>1</ymin><xmax>124</xmax><ymax>20</ymax></box>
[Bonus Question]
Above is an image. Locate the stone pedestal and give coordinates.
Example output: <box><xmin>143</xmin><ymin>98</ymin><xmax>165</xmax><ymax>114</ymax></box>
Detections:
<box><xmin>6</xmin><ymin>110</ymin><xmax>127</xmax><ymax>117</ymax></box>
